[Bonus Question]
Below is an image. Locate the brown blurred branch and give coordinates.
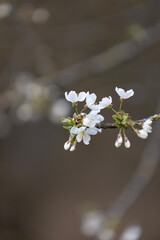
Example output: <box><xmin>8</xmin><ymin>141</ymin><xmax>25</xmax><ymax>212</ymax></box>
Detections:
<box><xmin>99</xmin><ymin>101</ymin><xmax>160</xmax><ymax>231</ymax></box>
<box><xmin>38</xmin><ymin>19</ymin><xmax>160</xmax><ymax>89</ymax></box>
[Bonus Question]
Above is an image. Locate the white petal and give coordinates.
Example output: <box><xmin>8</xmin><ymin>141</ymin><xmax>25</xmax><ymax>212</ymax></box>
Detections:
<box><xmin>78</xmin><ymin>126</ymin><xmax>86</xmax><ymax>132</ymax></box>
<box><xmin>98</xmin><ymin>128</ymin><xmax>102</xmax><ymax>133</ymax></box>
<box><xmin>88</xmin><ymin>110</ymin><xmax>100</xmax><ymax>116</ymax></box>
<box><xmin>88</xmin><ymin>120</ymin><xmax>96</xmax><ymax>128</ymax></box>
<box><xmin>115</xmin><ymin>87</ymin><xmax>125</xmax><ymax>98</ymax></box>
<box><xmin>86</xmin><ymin>127</ymin><xmax>98</xmax><ymax>135</ymax></box>
<box><xmin>70</xmin><ymin>127</ymin><xmax>79</xmax><ymax>134</ymax></box>
<box><xmin>86</xmin><ymin>93</ymin><xmax>97</xmax><ymax>107</ymax></box>
<box><xmin>78</xmin><ymin>92</ymin><xmax>86</xmax><ymax>102</ymax></box>
<box><xmin>93</xmin><ymin>114</ymin><xmax>104</xmax><ymax>123</ymax></box>
<box><xmin>65</xmin><ymin>91</ymin><xmax>77</xmax><ymax>102</ymax></box>
<box><xmin>69</xmin><ymin>91</ymin><xmax>78</xmax><ymax>102</ymax></box>
<box><xmin>83</xmin><ymin>117</ymin><xmax>90</xmax><ymax>127</ymax></box>
<box><xmin>124</xmin><ymin>89</ymin><xmax>134</xmax><ymax>99</ymax></box>
<box><xmin>99</xmin><ymin>96</ymin><xmax>112</xmax><ymax>108</ymax></box>
<box><xmin>83</xmin><ymin>133</ymin><xmax>91</xmax><ymax>145</ymax></box>
<box><xmin>137</xmin><ymin>129</ymin><xmax>148</xmax><ymax>139</ymax></box>
<box><xmin>143</xmin><ymin>119</ymin><xmax>152</xmax><ymax>133</ymax></box>
<box><xmin>89</xmin><ymin>104</ymin><xmax>102</xmax><ymax>111</ymax></box>
<box><xmin>144</xmin><ymin>119</ymin><xmax>152</xmax><ymax>125</ymax></box>
<box><xmin>77</xmin><ymin>133</ymin><xmax>83</xmax><ymax>142</ymax></box>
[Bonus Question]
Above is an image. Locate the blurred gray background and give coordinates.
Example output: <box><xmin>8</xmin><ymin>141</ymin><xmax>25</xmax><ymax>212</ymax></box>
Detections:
<box><xmin>0</xmin><ymin>0</ymin><xmax>160</xmax><ymax>240</ymax></box>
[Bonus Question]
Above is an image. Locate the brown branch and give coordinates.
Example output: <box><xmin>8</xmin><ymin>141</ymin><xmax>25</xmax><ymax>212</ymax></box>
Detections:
<box><xmin>96</xmin><ymin>114</ymin><xmax>160</xmax><ymax>129</ymax></box>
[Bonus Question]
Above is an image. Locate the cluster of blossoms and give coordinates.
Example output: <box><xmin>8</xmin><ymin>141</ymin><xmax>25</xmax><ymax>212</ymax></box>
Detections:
<box><xmin>62</xmin><ymin>87</ymin><xmax>160</xmax><ymax>151</ymax></box>
<box><xmin>62</xmin><ymin>91</ymin><xmax>110</xmax><ymax>151</ymax></box>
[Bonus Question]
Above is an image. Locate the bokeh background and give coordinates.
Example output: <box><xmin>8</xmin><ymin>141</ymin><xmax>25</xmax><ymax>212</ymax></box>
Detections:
<box><xmin>0</xmin><ymin>0</ymin><xmax>160</xmax><ymax>240</ymax></box>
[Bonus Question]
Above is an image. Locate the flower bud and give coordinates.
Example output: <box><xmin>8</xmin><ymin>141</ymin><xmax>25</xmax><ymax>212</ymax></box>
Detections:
<box><xmin>70</xmin><ymin>144</ymin><xmax>76</xmax><ymax>151</ymax></box>
<box><xmin>117</xmin><ymin>133</ymin><xmax>123</xmax><ymax>144</ymax></box>
<box><xmin>64</xmin><ymin>141</ymin><xmax>71</xmax><ymax>150</ymax></box>
<box><xmin>61</xmin><ymin>118</ymin><xmax>71</xmax><ymax>125</ymax></box>
<box><xmin>115</xmin><ymin>140</ymin><xmax>121</xmax><ymax>148</ymax></box>
<box><xmin>124</xmin><ymin>138</ymin><xmax>131</xmax><ymax>148</ymax></box>
<box><xmin>115</xmin><ymin>133</ymin><xmax>123</xmax><ymax>148</ymax></box>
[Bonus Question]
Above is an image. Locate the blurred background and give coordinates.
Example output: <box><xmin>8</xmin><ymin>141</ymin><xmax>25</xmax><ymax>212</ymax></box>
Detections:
<box><xmin>0</xmin><ymin>0</ymin><xmax>160</xmax><ymax>239</ymax></box>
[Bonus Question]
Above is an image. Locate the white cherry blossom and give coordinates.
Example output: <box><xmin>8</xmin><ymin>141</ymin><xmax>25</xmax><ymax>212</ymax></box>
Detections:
<box><xmin>115</xmin><ymin>87</ymin><xmax>134</xmax><ymax>99</ymax></box>
<box><xmin>74</xmin><ymin>128</ymin><xmax>91</xmax><ymax>145</ymax></box>
<box><xmin>137</xmin><ymin>129</ymin><xmax>148</xmax><ymax>139</ymax></box>
<box><xmin>65</xmin><ymin>91</ymin><xmax>86</xmax><ymax>103</ymax></box>
<box><xmin>83</xmin><ymin>112</ymin><xmax>104</xmax><ymax>128</ymax></box>
<box><xmin>70</xmin><ymin>126</ymin><xmax>91</xmax><ymax>145</ymax></box>
<box><xmin>99</xmin><ymin>96</ymin><xmax>112</xmax><ymax>109</ymax></box>
<box><xmin>70</xmin><ymin>126</ymin><xmax>86</xmax><ymax>134</ymax></box>
<box><xmin>86</xmin><ymin>92</ymin><xmax>97</xmax><ymax>108</ymax></box>
<box><xmin>142</xmin><ymin>119</ymin><xmax>152</xmax><ymax>133</ymax></box>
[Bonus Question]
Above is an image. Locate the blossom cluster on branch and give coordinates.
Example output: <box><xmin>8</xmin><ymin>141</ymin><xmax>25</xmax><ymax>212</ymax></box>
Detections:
<box><xmin>62</xmin><ymin>87</ymin><xmax>160</xmax><ymax>151</ymax></box>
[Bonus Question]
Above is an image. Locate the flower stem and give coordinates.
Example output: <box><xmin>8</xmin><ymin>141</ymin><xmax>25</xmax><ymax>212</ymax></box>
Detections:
<box><xmin>111</xmin><ymin>107</ymin><xmax>121</xmax><ymax>117</ymax></box>
<box><xmin>75</xmin><ymin>106</ymin><xmax>78</xmax><ymax>115</ymax></box>
<box><xmin>111</xmin><ymin>107</ymin><xmax>119</xmax><ymax>115</ymax></box>
<box><xmin>119</xmin><ymin>101</ymin><xmax>123</xmax><ymax>112</ymax></box>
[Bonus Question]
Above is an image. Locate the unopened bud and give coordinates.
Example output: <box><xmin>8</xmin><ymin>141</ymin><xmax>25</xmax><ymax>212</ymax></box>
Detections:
<box><xmin>124</xmin><ymin>138</ymin><xmax>131</xmax><ymax>148</ymax></box>
<box><xmin>115</xmin><ymin>140</ymin><xmax>121</xmax><ymax>148</ymax></box>
<box><xmin>70</xmin><ymin>144</ymin><xmax>76</xmax><ymax>151</ymax></box>
<box><xmin>152</xmin><ymin>114</ymin><xmax>160</xmax><ymax>121</ymax></box>
<box><xmin>61</xmin><ymin>118</ymin><xmax>71</xmax><ymax>125</ymax></box>
<box><xmin>117</xmin><ymin>133</ymin><xmax>123</xmax><ymax>144</ymax></box>
<box><xmin>64</xmin><ymin>141</ymin><xmax>71</xmax><ymax>150</ymax></box>
<box><xmin>115</xmin><ymin>133</ymin><xmax>123</xmax><ymax>148</ymax></box>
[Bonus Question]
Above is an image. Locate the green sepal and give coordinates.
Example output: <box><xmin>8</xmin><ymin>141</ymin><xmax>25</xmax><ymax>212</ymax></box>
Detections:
<box><xmin>153</xmin><ymin>114</ymin><xmax>159</xmax><ymax>121</ymax></box>
<box><xmin>63</xmin><ymin>126</ymin><xmax>72</xmax><ymax>130</ymax></box>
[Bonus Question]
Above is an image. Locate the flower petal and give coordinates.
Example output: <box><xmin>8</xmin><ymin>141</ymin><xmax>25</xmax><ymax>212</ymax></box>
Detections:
<box><xmin>86</xmin><ymin>93</ymin><xmax>97</xmax><ymax>107</ymax></box>
<box><xmin>78</xmin><ymin>127</ymin><xmax>86</xmax><ymax>132</ymax></box>
<box><xmin>124</xmin><ymin>89</ymin><xmax>134</xmax><ymax>99</ymax></box>
<box><xmin>69</xmin><ymin>91</ymin><xmax>78</xmax><ymax>102</ymax></box>
<box><xmin>99</xmin><ymin>96</ymin><xmax>112</xmax><ymax>108</ymax></box>
<box><xmin>86</xmin><ymin>127</ymin><xmax>98</xmax><ymax>135</ymax></box>
<box><xmin>83</xmin><ymin>133</ymin><xmax>91</xmax><ymax>145</ymax></box>
<box><xmin>78</xmin><ymin>92</ymin><xmax>86</xmax><ymax>102</ymax></box>
<box><xmin>93</xmin><ymin>114</ymin><xmax>104</xmax><ymax>123</ymax></box>
<box><xmin>65</xmin><ymin>91</ymin><xmax>77</xmax><ymax>102</ymax></box>
<box><xmin>70</xmin><ymin>127</ymin><xmax>79</xmax><ymax>134</ymax></box>
<box><xmin>77</xmin><ymin>133</ymin><xmax>83</xmax><ymax>142</ymax></box>
<box><xmin>115</xmin><ymin>87</ymin><xmax>125</xmax><ymax>98</ymax></box>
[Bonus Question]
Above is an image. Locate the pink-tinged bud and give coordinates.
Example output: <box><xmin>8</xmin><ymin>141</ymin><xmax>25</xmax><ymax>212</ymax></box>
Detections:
<box><xmin>137</xmin><ymin>129</ymin><xmax>148</xmax><ymax>139</ymax></box>
<box><xmin>64</xmin><ymin>141</ymin><xmax>71</xmax><ymax>150</ymax></box>
<box><xmin>117</xmin><ymin>133</ymin><xmax>123</xmax><ymax>144</ymax></box>
<box><xmin>115</xmin><ymin>140</ymin><xmax>121</xmax><ymax>148</ymax></box>
<box><xmin>124</xmin><ymin>138</ymin><xmax>131</xmax><ymax>148</ymax></box>
<box><xmin>115</xmin><ymin>133</ymin><xmax>123</xmax><ymax>148</ymax></box>
<box><xmin>70</xmin><ymin>144</ymin><xmax>76</xmax><ymax>151</ymax></box>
